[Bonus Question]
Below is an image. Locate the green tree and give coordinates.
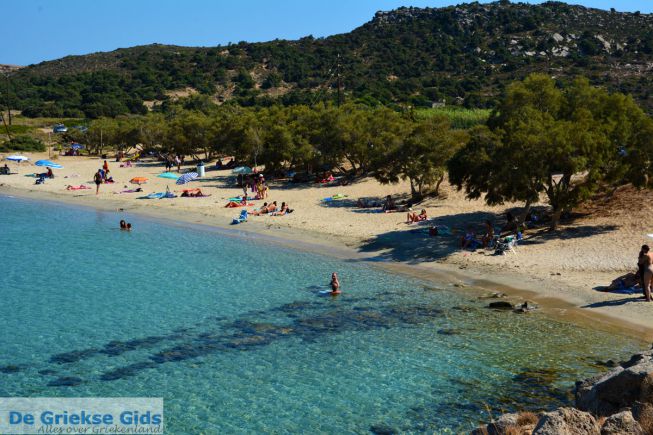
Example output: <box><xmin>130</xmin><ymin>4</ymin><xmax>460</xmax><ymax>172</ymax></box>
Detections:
<box><xmin>449</xmin><ymin>74</ymin><xmax>653</xmax><ymax>230</ymax></box>
<box><xmin>374</xmin><ymin>116</ymin><xmax>466</xmax><ymax>200</ymax></box>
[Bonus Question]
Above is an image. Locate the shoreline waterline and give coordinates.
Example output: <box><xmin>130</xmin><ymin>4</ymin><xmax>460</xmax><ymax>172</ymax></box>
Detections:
<box><xmin>2</xmin><ymin>186</ymin><xmax>651</xmax><ymax>344</ymax></box>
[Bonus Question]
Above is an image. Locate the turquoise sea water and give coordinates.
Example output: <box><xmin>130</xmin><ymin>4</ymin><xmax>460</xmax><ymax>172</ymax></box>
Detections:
<box><xmin>0</xmin><ymin>195</ymin><xmax>645</xmax><ymax>433</ymax></box>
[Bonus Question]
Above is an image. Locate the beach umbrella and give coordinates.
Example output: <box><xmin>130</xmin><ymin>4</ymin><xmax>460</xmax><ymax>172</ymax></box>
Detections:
<box><xmin>130</xmin><ymin>177</ymin><xmax>148</xmax><ymax>185</ymax></box>
<box><xmin>157</xmin><ymin>172</ymin><xmax>180</xmax><ymax>180</ymax></box>
<box><xmin>6</xmin><ymin>155</ymin><xmax>29</xmax><ymax>162</ymax></box>
<box><xmin>71</xmin><ymin>143</ymin><xmax>84</xmax><ymax>150</ymax></box>
<box><xmin>35</xmin><ymin>160</ymin><xmax>63</xmax><ymax>169</ymax></box>
<box><xmin>232</xmin><ymin>166</ymin><xmax>253</xmax><ymax>175</ymax></box>
<box><xmin>176</xmin><ymin>172</ymin><xmax>199</xmax><ymax>185</ymax></box>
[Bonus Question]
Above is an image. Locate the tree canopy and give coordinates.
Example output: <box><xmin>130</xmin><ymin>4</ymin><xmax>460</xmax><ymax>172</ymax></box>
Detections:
<box><xmin>449</xmin><ymin>74</ymin><xmax>653</xmax><ymax>229</ymax></box>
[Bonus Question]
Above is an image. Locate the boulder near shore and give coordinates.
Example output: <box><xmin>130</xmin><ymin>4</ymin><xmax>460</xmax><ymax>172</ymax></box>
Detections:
<box><xmin>472</xmin><ymin>348</ymin><xmax>653</xmax><ymax>434</ymax></box>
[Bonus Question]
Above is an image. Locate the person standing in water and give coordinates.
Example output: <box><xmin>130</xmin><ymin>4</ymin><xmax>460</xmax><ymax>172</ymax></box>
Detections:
<box><xmin>330</xmin><ymin>272</ymin><xmax>340</xmax><ymax>294</ymax></box>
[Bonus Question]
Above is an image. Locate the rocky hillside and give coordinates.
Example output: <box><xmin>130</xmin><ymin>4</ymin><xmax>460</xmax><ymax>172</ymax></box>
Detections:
<box><xmin>4</xmin><ymin>1</ymin><xmax>653</xmax><ymax>118</ymax></box>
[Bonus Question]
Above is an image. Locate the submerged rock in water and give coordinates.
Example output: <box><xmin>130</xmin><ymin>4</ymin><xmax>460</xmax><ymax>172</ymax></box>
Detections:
<box><xmin>478</xmin><ymin>292</ymin><xmax>507</xmax><ymax>299</ymax></box>
<box><xmin>0</xmin><ymin>365</ymin><xmax>21</xmax><ymax>373</ymax></box>
<box><xmin>369</xmin><ymin>423</ymin><xmax>398</xmax><ymax>435</ymax></box>
<box><xmin>437</xmin><ymin>328</ymin><xmax>459</xmax><ymax>336</ymax></box>
<box><xmin>50</xmin><ymin>349</ymin><xmax>98</xmax><ymax>364</ymax></box>
<box><xmin>488</xmin><ymin>301</ymin><xmax>514</xmax><ymax>310</ymax></box>
<box><xmin>533</xmin><ymin>407</ymin><xmax>600</xmax><ymax>434</ymax></box>
<box><xmin>48</xmin><ymin>376</ymin><xmax>83</xmax><ymax>387</ymax></box>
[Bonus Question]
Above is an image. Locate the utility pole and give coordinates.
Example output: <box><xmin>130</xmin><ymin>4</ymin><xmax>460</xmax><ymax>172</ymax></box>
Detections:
<box><xmin>336</xmin><ymin>53</ymin><xmax>342</xmax><ymax>108</ymax></box>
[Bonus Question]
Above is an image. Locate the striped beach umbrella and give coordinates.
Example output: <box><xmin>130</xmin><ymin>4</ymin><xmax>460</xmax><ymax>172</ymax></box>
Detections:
<box><xmin>35</xmin><ymin>160</ymin><xmax>63</xmax><ymax>169</ymax></box>
<box><xmin>176</xmin><ymin>172</ymin><xmax>199</xmax><ymax>185</ymax></box>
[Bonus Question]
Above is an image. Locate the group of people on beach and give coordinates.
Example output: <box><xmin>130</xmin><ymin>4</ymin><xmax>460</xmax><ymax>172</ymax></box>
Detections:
<box><xmin>242</xmin><ymin>174</ymin><xmax>269</xmax><ymax>200</ymax></box>
<box><xmin>93</xmin><ymin>160</ymin><xmax>115</xmax><ymax>194</ymax></box>
<box><xmin>251</xmin><ymin>201</ymin><xmax>293</xmax><ymax>216</ymax></box>
<box><xmin>164</xmin><ymin>154</ymin><xmax>183</xmax><ymax>172</ymax></box>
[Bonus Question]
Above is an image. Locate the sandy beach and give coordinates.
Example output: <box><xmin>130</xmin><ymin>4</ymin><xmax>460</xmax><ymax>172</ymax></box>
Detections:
<box><xmin>2</xmin><ymin>152</ymin><xmax>652</xmax><ymax>340</ymax></box>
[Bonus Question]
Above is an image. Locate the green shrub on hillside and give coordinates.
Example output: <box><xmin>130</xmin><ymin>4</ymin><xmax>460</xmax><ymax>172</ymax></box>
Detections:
<box><xmin>0</xmin><ymin>135</ymin><xmax>46</xmax><ymax>152</ymax></box>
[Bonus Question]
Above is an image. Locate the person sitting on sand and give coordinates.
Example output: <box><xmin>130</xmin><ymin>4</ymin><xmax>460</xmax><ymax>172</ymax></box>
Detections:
<box><xmin>330</xmin><ymin>272</ymin><xmax>340</xmax><ymax>294</ymax></box>
<box><xmin>482</xmin><ymin>219</ymin><xmax>495</xmax><ymax>248</ymax></box>
<box><xmin>46</xmin><ymin>167</ymin><xmax>54</xmax><ymax>179</ymax></box>
<box><xmin>406</xmin><ymin>209</ymin><xmax>427</xmax><ymax>223</ymax></box>
<box><xmin>461</xmin><ymin>226</ymin><xmax>477</xmax><ymax>250</ymax></box>
<box><xmin>501</xmin><ymin>211</ymin><xmax>517</xmax><ymax>235</ymax></box>
<box><xmin>1</xmin><ymin>163</ymin><xmax>9</xmax><ymax>175</ymax></box>
<box><xmin>382</xmin><ymin>195</ymin><xmax>396</xmax><ymax>212</ymax></box>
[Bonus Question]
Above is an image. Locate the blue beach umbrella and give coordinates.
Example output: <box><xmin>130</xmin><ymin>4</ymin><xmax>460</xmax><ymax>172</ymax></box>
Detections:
<box><xmin>176</xmin><ymin>172</ymin><xmax>199</xmax><ymax>185</ymax></box>
<box><xmin>35</xmin><ymin>160</ymin><xmax>63</xmax><ymax>169</ymax></box>
<box><xmin>157</xmin><ymin>172</ymin><xmax>180</xmax><ymax>180</ymax></box>
<box><xmin>71</xmin><ymin>143</ymin><xmax>84</xmax><ymax>150</ymax></box>
<box><xmin>6</xmin><ymin>155</ymin><xmax>29</xmax><ymax>162</ymax></box>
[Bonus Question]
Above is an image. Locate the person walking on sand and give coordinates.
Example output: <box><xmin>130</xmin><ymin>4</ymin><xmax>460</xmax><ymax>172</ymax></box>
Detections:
<box><xmin>94</xmin><ymin>169</ymin><xmax>103</xmax><ymax>195</ymax></box>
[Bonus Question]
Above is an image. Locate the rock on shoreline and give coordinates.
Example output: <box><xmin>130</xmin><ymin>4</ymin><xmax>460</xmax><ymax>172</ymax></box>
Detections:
<box><xmin>472</xmin><ymin>347</ymin><xmax>653</xmax><ymax>434</ymax></box>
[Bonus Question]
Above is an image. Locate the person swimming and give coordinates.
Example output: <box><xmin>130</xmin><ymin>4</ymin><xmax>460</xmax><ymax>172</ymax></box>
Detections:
<box><xmin>330</xmin><ymin>272</ymin><xmax>341</xmax><ymax>294</ymax></box>
<box><xmin>119</xmin><ymin>220</ymin><xmax>127</xmax><ymax>230</ymax></box>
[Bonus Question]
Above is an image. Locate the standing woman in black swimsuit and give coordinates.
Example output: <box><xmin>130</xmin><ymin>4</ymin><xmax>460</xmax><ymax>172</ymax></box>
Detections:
<box><xmin>638</xmin><ymin>245</ymin><xmax>649</xmax><ymax>298</ymax></box>
<box><xmin>642</xmin><ymin>246</ymin><xmax>653</xmax><ymax>302</ymax></box>
<box><xmin>94</xmin><ymin>169</ymin><xmax>103</xmax><ymax>195</ymax></box>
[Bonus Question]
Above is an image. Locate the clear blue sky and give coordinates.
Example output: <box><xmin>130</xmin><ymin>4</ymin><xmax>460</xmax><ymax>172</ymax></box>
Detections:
<box><xmin>2</xmin><ymin>0</ymin><xmax>651</xmax><ymax>66</ymax></box>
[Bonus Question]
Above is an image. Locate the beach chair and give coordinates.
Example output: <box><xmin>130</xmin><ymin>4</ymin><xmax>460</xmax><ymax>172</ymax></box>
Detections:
<box><xmin>495</xmin><ymin>236</ymin><xmax>518</xmax><ymax>255</ymax></box>
<box><xmin>232</xmin><ymin>210</ymin><xmax>248</xmax><ymax>225</ymax></box>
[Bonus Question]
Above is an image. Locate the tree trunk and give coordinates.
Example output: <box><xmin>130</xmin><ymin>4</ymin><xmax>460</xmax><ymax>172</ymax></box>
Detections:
<box><xmin>433</xmin><ymin>174</ymin><xmax>445</xmax><ymax>197</ymax></box>
<box><xmin>550</xmin><ymin>207</ymin><xmax>562</xmax><ymax>231</ymax></box>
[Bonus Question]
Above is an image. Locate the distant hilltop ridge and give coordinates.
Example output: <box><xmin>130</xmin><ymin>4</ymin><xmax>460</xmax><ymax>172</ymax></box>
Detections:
<box><xmin>5</xmin><ymin>0</ymin><xmax>653</xmax><ymax>118</ymax></box>
<box><xmin>0</xmin><ymin>64</ymin><xmax>23</xmax><ymax>73</ymax></box>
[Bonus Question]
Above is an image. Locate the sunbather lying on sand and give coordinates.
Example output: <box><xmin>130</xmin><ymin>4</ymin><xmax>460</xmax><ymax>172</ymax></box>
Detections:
<box><xmin>406</xmin><ymin>209</ymin><xmax>427</xmax><ymax>223</ymax></box>
<box><xmin>181</xmin><ymin>188</ymin><xmax>209</xmax><ymax>197</ymax></box>
<box><xmin>225</xmin><ymin>196</ymin><xmax>251</xmax><ymax>208</ymax></box>
<box><xmin>66</xmin><ymin>185</ymin><xmax>91</xmax><ymax>190</ymax></box>
<box><xmin>115</xmin><ymin>187</ymin><xmax>143</xmax><ymax>194</ymax></box>
<box><xmin>251</xmin><ymin>201</ymin><xmax>277</xmax><ymax>215</ymax></box>
<box><xmin>272</xmin><ymin>202</ymin><xmax>294</xmax><ymax>216</ymax></box>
